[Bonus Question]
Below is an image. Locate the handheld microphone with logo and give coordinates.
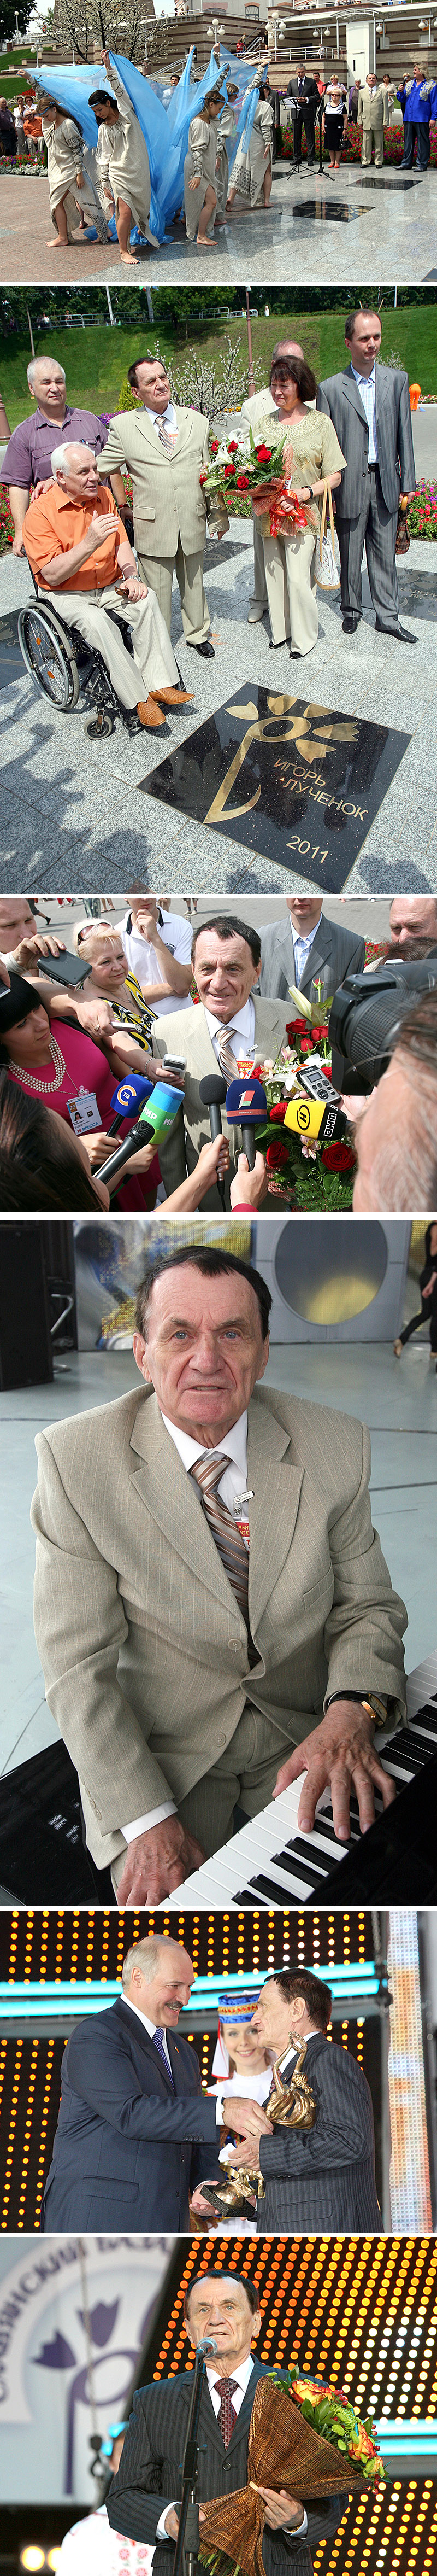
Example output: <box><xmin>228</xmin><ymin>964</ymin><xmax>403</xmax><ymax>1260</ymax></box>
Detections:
<box><xmin>225</xmin><ymin>1076</ymin><xmax>267</xmax><ymax>1171</ymax></box>
<box><xmin>108</xmin><ymin>1072</ymin><xmax>153</xmax><ymax>1137</ymax></box>
<box><xmin>199</xmin><ymin>1072</ymin><xmax>227</xmax><ymax>1209</ymax></box>
<box><xmin>103</xmin><ymin>1080</ymin><xmax>184</xmax><ymax>1184</ymax></box>
<box><xmin>284</xmin><ymin>1093</ymin><xmax>346</xmax><ymax>1145</ymax></box>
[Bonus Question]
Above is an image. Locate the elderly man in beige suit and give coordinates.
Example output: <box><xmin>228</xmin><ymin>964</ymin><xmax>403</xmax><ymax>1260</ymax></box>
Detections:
<box><xmin>97</xmin><ymin>354</ymin><xmax>227</xmax><ymax>657</ymax></box>
<box><xmin>32</xmin><ymin>1245</ymin><xmax>406</xmax><ymax>1909</ymax></box>
<box><xmin>152</xmin><ymin>913</ymin><xmax>290</xmax><ymax>1210</ymax></box>
<box><xmin>357</xmin><ymin>75</ymin><xmax>387</xmax><ymax>167</ymax></box>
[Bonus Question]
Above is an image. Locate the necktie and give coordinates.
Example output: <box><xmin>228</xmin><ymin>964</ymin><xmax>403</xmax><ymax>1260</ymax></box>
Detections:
<box><xmin>190</xmin><ymin>1453</ymin><xmax>258</xmax><ymax>1668</ymax></box>
<box><xmin>152</xmin><ymin>2026</ymin><xmax>174</xmax><ymax>2088</ymax></box>
<box><xmin>214</xmin><ymin>2378</ymin><xmax>238</xmax><ymax>2447</ymax></box>
<box><xmin>157</xmin><ymin>418</ymin><xmax>175</xmax><ymax>453</ymax></box>
<box><xmin>215</xmin><ymin>1024</ymin><xmax>241</xmax><ymax>1080</ymax></box>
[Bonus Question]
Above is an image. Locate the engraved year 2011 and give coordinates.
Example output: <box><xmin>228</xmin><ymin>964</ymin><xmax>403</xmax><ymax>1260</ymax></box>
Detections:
<box><xmin>286</xmin><ymin>838</ymin><xmax>329</xmax><ymax>860</ymax></box>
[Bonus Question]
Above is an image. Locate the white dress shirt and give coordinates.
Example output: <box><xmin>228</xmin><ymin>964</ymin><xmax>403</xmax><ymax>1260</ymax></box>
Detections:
<box><xmin>121</xmin><ymin>907</ymin><xmax>193</xmax><ymax>1017</ymax></box>
<box><xmin>156</xmin><ymin>2355</ymin><xmax>307</xmax><ymax>2542</ymax></box>
<box><xmin>122</xmin><ymin>1412</ymin><xmax>250</xmax><ymax>1843</ymax></box>
<box><xmin>120</xmin><ymin>1993</ymin><xmax>172</xmax><ymax>2067</ymax></box>
<box><xmin>205</xmin><ymin>995</ymin><xmax>256</xmax><ymax>1063</ymax></box>
<box><xmin>350</xmin><ymin>362</ymin><xmax>378</xmax><ymax>464</ymax></box>
<box><xmin>145</xmin><ymin>399</ymin><xmax>179</xmax><ymax>446</ymax></box>
<box><xmin>291</xmin><ymin>915</ymin><xmax>322</xmax><ymax>989</ymax></box>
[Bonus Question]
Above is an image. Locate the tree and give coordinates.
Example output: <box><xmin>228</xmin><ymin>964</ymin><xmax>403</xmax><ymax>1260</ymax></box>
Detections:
<box><xmin>0</xmin><ymin>0</ymin><xmax>31</xmax><ymax>36</ymax></box>
<box><xmin>168</xmin><ymin>332</ymin><xmax>263</xmax><ymax>417</ymax></box>
<box><xmin>52</xmin><ymin>0</ymin><xmax>152</xmax><ymax>65</ymax></box>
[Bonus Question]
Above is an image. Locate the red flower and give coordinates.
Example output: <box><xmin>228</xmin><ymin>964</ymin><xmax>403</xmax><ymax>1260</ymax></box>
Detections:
<box><xmin>237</xmin><ymin>474</ymin><xmax>250</xmax><ymax>491</ymax></box>
<box><xmin>252</xmin><ymin>1064</ymin><xmax>264</xmax><ymax>1081</ymax></box>
<box><xmin>223</xmin><ymin>464</ymin><xmax>236</xmax><ymax>478</ymax></box>
<box><xmin>210</xmin><ymin>439</ymin><xmax>219</xmax><ymax>455</ymax></box>
<box><xmin>228</xmin><ymin>440</ymin><xmax>238</xmax><ymax>453</ymax></box>
<box><xmin>256</xmin><ymin>445</ymin><xmax>273</xmax><ymax>464</ymax></box>
<box><xmin>199</xmin><ymin>470</ymin><xmax>207</xmax><ymax>484</ymax></box>
<box><xmin>321</xmin><ymin>1142</ymin><xmax>356</xmax><ymax>1173</ymax></box>
<box><xmin>266</xmin><ymin>1140</ymin><xmax>289</xmax><ymax>1170</ymax></box>
<box><xmin>269</xmin><ymin>1102</ymin><xmax>287</xmax><ymax>1123</ymax></box>
<box><xmin>286</xmin><ymin>1019</ymin><xmax>309</xmax><ymax>1039</ymax></box>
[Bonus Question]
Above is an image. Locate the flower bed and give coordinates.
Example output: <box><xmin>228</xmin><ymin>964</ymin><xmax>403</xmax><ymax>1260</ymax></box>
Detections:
<box><xmin>406</xmin><ymin>479</ymin><xmax>437</xmax><ymax>539</ymax></box>
<box><xmin>0</xmin><ymin>489</ymin><xmax>14</xmax><ymax>556</ymax></box>
<box><xmin>278</xmin><ymin>119</ymin><xmax>437</xmax><ymax>168</ymax></box>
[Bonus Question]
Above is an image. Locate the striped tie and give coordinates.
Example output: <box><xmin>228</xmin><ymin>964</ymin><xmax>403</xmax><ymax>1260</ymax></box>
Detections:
<box><xmin>152</xmin><ymin>2026</ymin><xmax>174</xmax><ymax>2088</ymax></box>
<box><xmin>190</xmin><ymin>1452</ymin><xmax>258</xmax><ymax>1667</ymax></box>
<box><xmin>157</xmin><ymin>418</ymin><xmax>176</xmax><ymax>453</ymax></box>
<box><xmin>214</xmin><ymin>2378</ymin><xmax>238</xmax><ymax>2447</ymax></box>
<box><xmin>215</xmin><ymin>1025</ymin><xmax>240</xmax><ymax>1080</ymax></box>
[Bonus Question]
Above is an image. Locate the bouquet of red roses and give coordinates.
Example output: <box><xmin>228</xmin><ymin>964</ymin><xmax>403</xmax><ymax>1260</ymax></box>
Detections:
<box><xmin>200</xmin><ymin>426</ymin><xmax>314</xmax><ymax>540</ymax></box>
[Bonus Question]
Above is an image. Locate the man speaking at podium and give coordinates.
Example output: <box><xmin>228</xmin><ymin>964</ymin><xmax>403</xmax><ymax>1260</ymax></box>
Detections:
<box><xmin>107</xmin><ymin>2270</ymin><xmax>343</xmax><ymax>2571</ymax></box>
<box><xmin>32</xmin><ymin>1245</ymin><xmax>407</xmax><ymax>1909</ymax></box>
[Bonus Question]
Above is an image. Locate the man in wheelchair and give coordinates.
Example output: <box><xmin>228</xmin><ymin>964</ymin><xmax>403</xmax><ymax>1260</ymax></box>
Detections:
<box><xmin>23</xmin><ymin>442</ymin><xmax>193</xmax><ymax>732</ymax></box>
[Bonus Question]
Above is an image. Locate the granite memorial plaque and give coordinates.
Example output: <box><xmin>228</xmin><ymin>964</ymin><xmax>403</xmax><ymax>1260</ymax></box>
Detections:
<box><xmin>292</xmin><ymin>196</ymin><xmax>367</xmax><ymax>220</ymax></box>
<box><xmin>141</xmin><ymin>686</ymin><xmax>410</xmax><ymax>889</ymax></box>
<box><xmin>357</xmin><ymin>173</ymin><xmax>416</xmax><ymax>190</ymax></box>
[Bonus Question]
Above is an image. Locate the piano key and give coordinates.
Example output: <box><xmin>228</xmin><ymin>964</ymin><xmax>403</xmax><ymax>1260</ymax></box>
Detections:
<box><xmin>170</xmin><ymin>1651</ymin><xmax>437</xmax><ymax>1908</ymax></box>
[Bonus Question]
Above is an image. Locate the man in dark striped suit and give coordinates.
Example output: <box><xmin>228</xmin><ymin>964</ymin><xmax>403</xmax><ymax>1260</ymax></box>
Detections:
<box><xmin>223</xmin><ymin>1968</ymin><xmax>381</xmax><ymax>2235</ymax></box>
<box><xmin>107</xmin><ymin>2270</ymin><xmax>344</xmax><ymax>2575</ymax></box>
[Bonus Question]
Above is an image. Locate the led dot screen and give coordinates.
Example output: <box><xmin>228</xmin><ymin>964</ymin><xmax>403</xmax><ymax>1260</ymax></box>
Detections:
<box><xmin>0</xmin><ymin>1911</ymin><xmax>384</xmax><ymax>2232</ymax></box>
<box><xmin>138</xmin><ymin>2236</ymin><xmax>437</xmax><ymax>2576</ymax></box>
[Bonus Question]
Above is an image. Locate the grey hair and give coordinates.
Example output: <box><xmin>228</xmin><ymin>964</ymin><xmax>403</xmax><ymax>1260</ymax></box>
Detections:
<box><xmin>51</xmin><ymin>441</ymin><xmax>88</xmax><ymax>476</ymax></box>
<box><xmin>28</xmin><ymin>355</ymin><xmax>66</xmax><ymax>392</ymax></box>
<box><xmin>121</xmin><ymin>1936</ymin><xmax>169</xmax><ymax>1990</ymax></box>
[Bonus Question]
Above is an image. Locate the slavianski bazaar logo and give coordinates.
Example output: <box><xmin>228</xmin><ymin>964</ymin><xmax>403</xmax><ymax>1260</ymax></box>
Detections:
<box><xmin>0</xmin><ymin>2236</ymin><xmax>172</xmax><ymax>2499</ymax></box>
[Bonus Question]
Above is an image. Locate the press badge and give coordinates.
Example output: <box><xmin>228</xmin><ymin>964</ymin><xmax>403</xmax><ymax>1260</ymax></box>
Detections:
<box><xmin>67</xmin><ymin>1089</ymin><xmax>101</xmax><ymax>1136</ymax></box>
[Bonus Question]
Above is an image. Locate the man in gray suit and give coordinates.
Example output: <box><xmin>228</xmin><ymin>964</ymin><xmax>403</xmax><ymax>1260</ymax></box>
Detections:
<box><xmin>107</xmin><ymin>2269</ymin><xmax>344</xmax><ymax>2572</ymax></box>
<box><xmin>154</xmin><ymin>914</ymin><xmax>291</xmax><ymax>1211</ymax></box>
<box><xmin>316</xmin><ymin>308</ymin><xmax>416</xmax><ymax>641</ymax></box>
<box><xmin>259</xmin><ymin>898</ymin><xmax>365</xmax><ymax>1004</ymax></box>
<box><xmin>219</xmin><ymin>1966</ymin><xmax>381</xmax><ymax>2234</ymax></box>
<box><xmin>32</xmin><ymin>1245</ymin><xmax>406</xmax><ymax>1908</ymax></box>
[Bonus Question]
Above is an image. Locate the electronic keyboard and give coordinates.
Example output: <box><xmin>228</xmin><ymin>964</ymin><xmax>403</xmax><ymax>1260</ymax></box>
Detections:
<box><xmin>178</xmin><ymin>1656</ymin><xmax>437</xmax><ymax>1909</ymax></box>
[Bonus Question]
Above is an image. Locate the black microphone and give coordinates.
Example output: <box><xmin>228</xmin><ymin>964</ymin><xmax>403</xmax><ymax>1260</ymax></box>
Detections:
<box><xmin>195</xmin><ymin>2336</ymin><xmax>218</xmax><ymax>2359</ymax></box>
<box><xmin>199</xmin><ymin>1072</ymin><xmax>227</xmax><ymax>1210</ymax></box>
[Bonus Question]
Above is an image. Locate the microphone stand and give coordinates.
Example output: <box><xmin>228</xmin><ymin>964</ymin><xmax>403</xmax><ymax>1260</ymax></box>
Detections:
<box><xmin>172</xmin><ymin>2347</ymin><xmax>210</xmax><ymax>2576</ymax></box>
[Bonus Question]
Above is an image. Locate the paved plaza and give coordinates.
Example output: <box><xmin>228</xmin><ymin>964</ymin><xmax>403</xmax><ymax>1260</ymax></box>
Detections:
<box><xmin>1</xmin><ymin>160</ymin><xmax>436</xmax><ymax>287</ymax></box>
<box><xmin>1</xmin><ymin>521</ymin><xmax>436</xmax><ymax>894</ymax></box>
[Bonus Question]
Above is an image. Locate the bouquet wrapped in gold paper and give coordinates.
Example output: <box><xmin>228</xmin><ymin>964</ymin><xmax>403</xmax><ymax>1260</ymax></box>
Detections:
<box><xmin>199</xmin><ymin>2370</ymin><xmax>385</xmax><ymax>2576</ymax></box>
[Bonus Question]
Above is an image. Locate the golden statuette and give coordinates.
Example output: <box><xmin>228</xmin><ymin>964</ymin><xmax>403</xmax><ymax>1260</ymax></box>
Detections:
<box><xmin>199</xmin><ymin>2033</ymin><xmax>317</xmax><ymax>2221</ymax></box>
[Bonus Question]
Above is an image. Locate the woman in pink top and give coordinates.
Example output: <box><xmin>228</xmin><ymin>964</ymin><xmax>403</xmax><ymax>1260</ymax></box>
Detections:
<box><xmin>0</xmin><ymin>974</ymin><xmax>159</xmax><ymax>1208</ymax></box>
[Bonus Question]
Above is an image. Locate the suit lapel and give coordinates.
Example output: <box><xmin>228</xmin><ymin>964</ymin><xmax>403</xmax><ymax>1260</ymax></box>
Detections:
<box><xmin>226</xmin><ymin>2359</ymin><xmax>267</xmax><ymax>2458</ymax></box>
<box><xmin>342</xmin><ymin>366</ymin><xmax>368</xmax><ymax>430</ymax></box>
<box><xmin>114</xmin><ymin>1998</ymin><xmax>175</xmax><ymax>2095</ymax></box>
<box><xmin>128</xmin><ymin>1394</ymin><xmax>247</xmax><ymax>1631</ymax></box>
<box><xmin>246</xmin><ymin>1397</ymin><xmax>303</xmax><ymax>1631</ymax></box>
<box><xmin>300</xmin><ymin>919</ymin><xmax>330</xmax><ymax>994</ymax></box>
<box><xmin>374</xmin><ymin>364</ymin><xmax>390</xmax><ymax>427</ymax></box>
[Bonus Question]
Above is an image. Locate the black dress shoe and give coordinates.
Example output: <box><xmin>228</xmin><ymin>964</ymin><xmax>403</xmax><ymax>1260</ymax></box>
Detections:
<box><xmin>187</xmin><ymin>639</ymin><xmax>215</xmax><ymax>658</ymax></box>
<box><xmin>342</xmin><ymin>613</ymin><xmax>359</xmax><ymax>633</ymax></box>
<box><xmin>375</xmin><ymin>620</ymin><xmax>417</xmax><ymax>644</ymax></box>
<box><xmin>268</xmin><ymin>635</ymin><xmax>289</xmax><ymax>649</ymax></box>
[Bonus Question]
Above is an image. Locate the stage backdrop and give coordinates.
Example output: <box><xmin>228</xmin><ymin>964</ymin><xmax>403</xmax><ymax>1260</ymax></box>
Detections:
<box><xmin>0</xmin><ymin>2236</ymin><xmax>172</xmax><ymax>2503</ymax></box>
<box><xmin>72</xmin><ymin>1219</ymin><xmax>410</xmax><ymax>1348</ymax></box>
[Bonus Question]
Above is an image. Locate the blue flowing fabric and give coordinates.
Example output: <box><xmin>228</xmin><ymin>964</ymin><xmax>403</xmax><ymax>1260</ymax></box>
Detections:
<box><xmin>33</xmin><ymin>46</ymin><xmax>260</xmax><ymax>232</ymax></box>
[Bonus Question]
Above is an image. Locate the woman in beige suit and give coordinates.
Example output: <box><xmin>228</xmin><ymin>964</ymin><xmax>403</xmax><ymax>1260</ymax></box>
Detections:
<box><xmin>255</xmin><ymin>352</ymin><xmax>345</xmax><ymax>656</ymax></box>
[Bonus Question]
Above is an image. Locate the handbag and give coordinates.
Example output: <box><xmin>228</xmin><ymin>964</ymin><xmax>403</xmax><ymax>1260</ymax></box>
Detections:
<box><xmin>316</xmin><ymin>477</ymin><xmax>341</xmax><ymax>590</ymax></box>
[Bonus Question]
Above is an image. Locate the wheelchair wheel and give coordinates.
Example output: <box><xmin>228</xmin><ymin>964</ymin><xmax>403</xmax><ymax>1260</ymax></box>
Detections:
<box><xmin>17</xmin><ymin>605</ymin><xmax>80</xmax><ymax>710</ymax></box>
<box><xmin>84</xmin><ymin>708</ymin><xmax>115</xmax><ymax>738</ymax></box>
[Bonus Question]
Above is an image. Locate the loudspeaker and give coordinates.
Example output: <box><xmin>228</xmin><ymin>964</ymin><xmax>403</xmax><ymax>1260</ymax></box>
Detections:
<box><xmin>0</xmin><ymin>1224</ymin><xmax>52</xmax><ymax>1387</ymax></box>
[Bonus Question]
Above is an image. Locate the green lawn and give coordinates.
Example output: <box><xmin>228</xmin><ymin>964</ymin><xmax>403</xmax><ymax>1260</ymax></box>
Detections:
<box><xmin>2</xmin><ymin>304</ymin><xmax>437</xmax><ymax>431</ymax></box>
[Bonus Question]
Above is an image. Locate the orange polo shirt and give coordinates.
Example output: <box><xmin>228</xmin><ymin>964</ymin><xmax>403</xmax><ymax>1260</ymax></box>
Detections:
<box><xmin>23</xmin><ymin>481</ymin><xmax>127</xmax><ymax>593</ymax></box>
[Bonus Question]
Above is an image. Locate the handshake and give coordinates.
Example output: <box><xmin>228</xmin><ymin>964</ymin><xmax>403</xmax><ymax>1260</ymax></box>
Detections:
<box><xmin>190</xmin><ymin>2095</ymin><xmax>274</xmax><ymax>2221</ymax></box>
